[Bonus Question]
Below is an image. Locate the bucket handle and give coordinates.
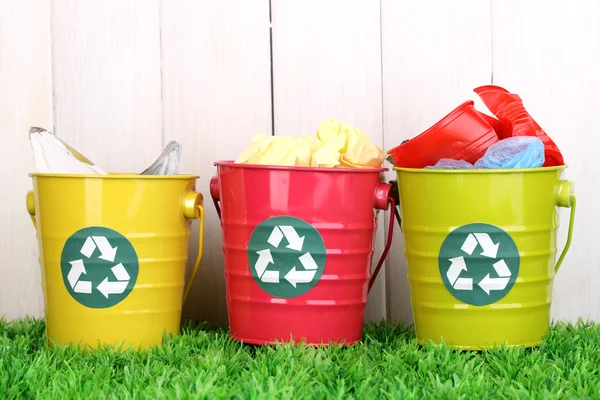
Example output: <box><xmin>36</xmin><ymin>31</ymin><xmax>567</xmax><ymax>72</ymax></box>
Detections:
<box><xmin>182</xmin><ymin>193</ymin><xmax>205</xmax><ymax>303</ymax></box>
<box><xmin>26</xmin><ymin>190</ymin><xmax>205</xmax><ymax>303</ymax></box>
<box><xmin>554</xmin><ymin>180</ymin><xmax>576</xmax><ymax>273</ymax></box>
<box><xmin>368</xmin><ymin>186</ymin><xmax>396</xmax><ymax>292</ymax></box>
<box><xmin>210</xmin><ymin>176</ymin><xmax>221</xmax><ymax>219</ymax></box>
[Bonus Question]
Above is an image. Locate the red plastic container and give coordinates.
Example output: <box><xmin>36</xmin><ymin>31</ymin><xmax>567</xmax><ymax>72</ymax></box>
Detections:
<box><xmin>210</xmin><ymin>161</ymin><xmax>394</xmax><ymax>346</ymax></box>
<box><xmin>387</xmin><ymin>101</ymin><xmax>499</xmax><ymax>168</ymax></box>
<box><xmin>474</xmin><ymin>85</ymin><xmax>565</xmax><ymax>167</ymax></box>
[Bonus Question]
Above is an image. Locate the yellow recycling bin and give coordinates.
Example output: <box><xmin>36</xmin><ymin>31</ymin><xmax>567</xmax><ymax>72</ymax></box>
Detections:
<box><xmin>26</xmin><ymin>173</ymin><xmax>204</xmax><ymax>350</ymax></box>
<box><xmin>393</xmin><ymin>165</ymin><xmax>576</xmax><ymax>349</ymax></box>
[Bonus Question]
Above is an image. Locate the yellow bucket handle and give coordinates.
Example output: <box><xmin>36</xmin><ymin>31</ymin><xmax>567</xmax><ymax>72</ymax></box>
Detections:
<box><xmin>183</xmin><ymin>203</ymin><xmax>205</xmax><ymax>303</ymax></box>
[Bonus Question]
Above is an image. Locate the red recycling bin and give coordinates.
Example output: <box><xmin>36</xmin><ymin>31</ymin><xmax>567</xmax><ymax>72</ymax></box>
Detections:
<box><xmin>210</xmin><ymin>161</ymin><xmax>394</xmax><ymax>346</ymax></box>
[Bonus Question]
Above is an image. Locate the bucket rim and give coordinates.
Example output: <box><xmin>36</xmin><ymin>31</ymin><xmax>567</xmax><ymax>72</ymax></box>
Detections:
<box><xmin>28</xmin><ymin>172</ymin><xmax>201</xmax><ymax>180</ymax></box>
<box><xmin>392</xmin><ymin>164</ymin><xmax>568</xmax><ymax>174</ymax></box>
<box><xmin>214</xmin><ymin>160</ymin><xmax>388</xmax><ymax>173</ymax></box>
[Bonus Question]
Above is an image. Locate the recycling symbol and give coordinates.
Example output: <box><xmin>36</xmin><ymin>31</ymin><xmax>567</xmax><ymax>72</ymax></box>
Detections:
<box><xmin>60</xmin><ymin>226</ymin><xmax>139</xmax><ymax>308</ymax></box>
<box><xmin>438</xmin><ymin>222</ymin><xmax>520</xmax><ymax>306</ymax></box>
<box><xmin>248</xmin><ymin>216</ymin><xmax>327</xmax><ymax>298</ymax></box>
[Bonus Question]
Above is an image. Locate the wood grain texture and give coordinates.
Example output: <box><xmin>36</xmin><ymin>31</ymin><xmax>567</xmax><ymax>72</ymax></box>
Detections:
<box><xmin>271</xmin><ymin>0</ymin><xmax>387</xmax><ymax>322</ymax></box>
<box><xmin>51</xmin><ymin>0</ymin><xmax>163</xmax><ymax>172</ymax></box>
<box><xmin>492</xmin><ymin>0</ymin><xmax>600</xmax><ymax>323</ymax></box>
<box><xmin>160</xmin><ymin>0</ymin><xmax>272</xmax><ymax>327</ymax></box>
<box><xmin>0</xmin><ymin>0</ymin><xmax>53</xmax><ymax>319</ymax></box>
<box><xmin>381</xmin><ymin>0</ymin><xmax>493</xmax><ymax>325</ymax></box>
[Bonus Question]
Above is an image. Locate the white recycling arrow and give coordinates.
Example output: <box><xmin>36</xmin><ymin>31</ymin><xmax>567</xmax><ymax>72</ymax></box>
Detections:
<box><xmin>96</xmin><ymin>263</ymin><xmax>131</xmax><ymax>299</ymax></box>
<box><xmin>453</xmin><ymin>278</ymin><xmax>473</xmax><ymax>291</ymax></box>
<box><xmin>492</xmin><ymin>259</ymin><xmax>511</xmax><ymax>278</ymax></box>
<box><xmin>68</xmin><ymin>259</ymin><xmax>87</xmax><ymax>288</ymax></box>
<box><xmin>261</xmin><ymin>270</ymin><xmax>279</xmax><ymax>283</ymax></box>
<box><xmin>298</xmin><ymin>253</ymin><xmax>318</xmax><ymax>270</ymax></box>
<box><xmin>279</xmin><ymin>226</ymin><xmax>305</xmax><ymax>251</ymax></box>
<box><xmin>74</xmin><ymin>280</ymin><xmax>92</xmax><ymax>294</ymax></box>
<box><xmin>97</xmin><ymin>279</ymin><xmax>128</xmax><ymax>299</ymax></box>
<box><xmin>67</xmin><ymin>259</ymin><xmax>93</xmax><ymax>294</ymax></box>
<box><xmin>267</xmin><ymin>227</ymin><xmax>284</xmax><ymax>248</ymax></box>
<box><xmin>111</xmin><ymin>263</ymin><xmax>130</xmax><ymax>281</ymax></box>
<box><xmin>460</xmin><ymin>234</ymin><xmax>478</xmax><ymax>256</ymax></box>
<box><xmin>447</xmin><ymin>256</ymin><xmax>467</xmax><ymax>285</ymax></box>
<box><xmin>477</xmin><ymin>259</ymin><xmax>512</xmax><ymax>295</ymax></box>
<box><xmin>284</xmin><ymin>267</ymin><xmax>316</xmax><ymax>288</ymax></box>
<box><xmin>446</xmin><ymin>256</ymin><xmax>472</xmax><ymax>291</ymax></box>
<box><xmin>474</xmin><ymin>233</ymin><xmax>499</xmax><ymax>258</ymax></box>
<box><xmin>255</xmin><ymin>249</ymin><xmax>274</xmax><ymax>278</ymax></box>
<box><xmin>478</xmin><ymin>274</ymin><xmax>510</xmax><ymax>295</ymax></box>
<box><xmin>80</xmin><ymin>237</ymin><xmax>96</xmax><ymax>258</ymax></box>
<box><xmin>92</xmin><ymin>236</ymin><xmax>118</xmax><ymax>262</ymax></box>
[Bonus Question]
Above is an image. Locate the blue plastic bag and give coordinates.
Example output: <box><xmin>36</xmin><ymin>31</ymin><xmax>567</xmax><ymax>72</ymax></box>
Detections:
<box><xmin>425</xmin><ymin>158</ymin><xmax>475</xmax><ymax>170</ymax></box>
<box><xmin>474</xmin><ymin>136</ymin><xmax>545</xmax><ymax>169</ymax></box>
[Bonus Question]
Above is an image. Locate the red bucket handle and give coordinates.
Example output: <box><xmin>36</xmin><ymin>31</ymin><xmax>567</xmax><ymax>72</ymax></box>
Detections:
<box><xmin>210</xmin><ymin>176</ymin><xmax>221</xmax><ymax>220</ymax></box>
<box><xmin>210</xmin><ymin>176</ymin><xmax>395</xmax><ymax>293</ymax></box>
<box><xmin>368</xmin><ymin>182</ymin><xmax>395</xmax><ymax>293</ymax></box>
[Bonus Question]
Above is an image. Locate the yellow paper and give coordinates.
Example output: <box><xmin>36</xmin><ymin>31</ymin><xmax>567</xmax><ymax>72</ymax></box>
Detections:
<box><xmin>234</xmin><ymin>118</ymin><xmax>386</xmax><ymax>169</ymax></box>
<box><xmin>316</xmin><ymin>118</ymin><xmax>386</xmax><ymax>168</ymax></box>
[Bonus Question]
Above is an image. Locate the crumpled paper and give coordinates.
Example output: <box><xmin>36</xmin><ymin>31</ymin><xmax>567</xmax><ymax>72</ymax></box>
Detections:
<box><xmin>234</xmin><ymin>118</ymin><xmax>386</xmax><ymax>168</ymax></box>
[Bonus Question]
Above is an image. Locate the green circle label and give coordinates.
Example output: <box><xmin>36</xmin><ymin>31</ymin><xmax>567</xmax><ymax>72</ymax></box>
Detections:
<box><xmin>248</xmin><ymin>216</ymin><xmax>327</xmax><ymax>298</ymax></box>
<box><xmin>438</xmin><ymin>223</ymin><xmax>520</xmax><ymax>306</ymax></box>
<box><xmin>60</xmin><ymin>226</ymin><xmax>139</xmax><ymax>308</ymax></box>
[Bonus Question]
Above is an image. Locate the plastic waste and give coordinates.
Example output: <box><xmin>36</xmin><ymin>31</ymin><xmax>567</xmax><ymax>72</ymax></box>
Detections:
<box><xmin>474</xmin><ymin>136</ymin><xmax>545</xmax><ymax>169</ymax></box>
<box><xmin>385</xmin><ymin>101</ymin><xmax>498</xmax><ymax>168</ymax></box>
<box><xmin>141</xmin><ymin>140</ymin><xmax>182</xmax><ymax>175</ymax></box>
<box><xmin>474</xmin><ymin>85</ymin><xmax>564</xmax><ymax>167</ymax></box>
<box><xmin>29</xmin><ymin>127</ymin><xmax>107</xmax><ymax>174</ymax></box>
<box><xmin>425</xmin><ymin>159</ymin><xmax>476</xmax><ymax>170</ymax></box>
<box><xmin>235</xmin><ymin>119</ymin><xmax>385</xmax><ymax>168</ymax></box>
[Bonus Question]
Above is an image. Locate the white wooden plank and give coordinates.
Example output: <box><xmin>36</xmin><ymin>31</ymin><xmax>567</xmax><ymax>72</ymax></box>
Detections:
<box><xmin>492</xmin><ymin>0</ymin><xmax>600</xmax><ymax>323</ymax></box>
<box><xmin>271</xmin><ymin>0</ymin><xmax>386</xmax><ymax>322</ymax></box>
<box><xmin>0</xmin><ymin>0</ymin><xmax>53</xmax><ymax>319</ymax></box>
<box><xmin>160</xmin><ymin>0</ymin><xmax>272</xmax><ymax>327</ymax></box>
<box><xmin>381</xmin><ymin>0</ymin><xmax>493</xmax><ymax>325</ymax></box>
<box><xmin>51</xmin><ymin>0</ymin><xmax>163</xmax><ymax>172</ymax></box>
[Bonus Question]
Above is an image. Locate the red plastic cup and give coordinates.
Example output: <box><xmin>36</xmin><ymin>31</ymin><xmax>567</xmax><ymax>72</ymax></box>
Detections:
<box><xmin>474</xmin><ymin>85</ymin><xmax>565</xmax><ymax>167</ymax></box>
<box><xmin>387</xmin><ymin>100</ymin><xmax>499</xmax><ymax>168</ymax></box>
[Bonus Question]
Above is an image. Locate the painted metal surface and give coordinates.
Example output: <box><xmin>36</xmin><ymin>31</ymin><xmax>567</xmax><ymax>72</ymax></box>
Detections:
<box><xmin>26</xmin><ymin>173</ymin><xmax>204</xmax><ymax>350</ymax></box>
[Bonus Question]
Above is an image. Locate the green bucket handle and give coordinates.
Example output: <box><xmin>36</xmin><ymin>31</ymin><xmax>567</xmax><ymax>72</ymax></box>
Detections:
<box><xmin>554</xmin><ymin>180</ymin><xmax>576</xmax><ymax>273</ymax></box>
<box><xmin>388</xmin><ymin>178</ymin><xmax>576</xmax><ymax>273</ymax></box>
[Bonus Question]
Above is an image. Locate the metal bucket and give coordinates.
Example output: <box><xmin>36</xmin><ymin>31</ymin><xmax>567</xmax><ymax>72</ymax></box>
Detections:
<box><xmin>210</xmin><ymin>161</ymin><xmax>394</xmax><ymax>345</ymax></box>
<box><xmin>26</xmin><ymin>173</ymin><xmax>205</xmax><ymax>350</ymax></box>
<box><xmin>393</xmin><ymin>165</ymin><xmax>576</xmax><ymax>349</ymax></box>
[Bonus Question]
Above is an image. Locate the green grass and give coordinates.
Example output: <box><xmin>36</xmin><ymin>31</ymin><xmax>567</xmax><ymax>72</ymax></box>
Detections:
<box><xmin>0</xmin><ymin>319</ymin><xmax>599</xmax><ymax>399</ymax></box>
